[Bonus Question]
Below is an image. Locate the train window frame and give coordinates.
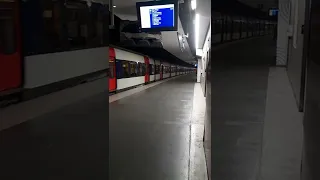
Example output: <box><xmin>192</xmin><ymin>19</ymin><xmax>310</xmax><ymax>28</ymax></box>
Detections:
<box><xmin>20</xmin><ymin>0</ymin><xmax>109</xmax><ymax>56</ymax></box>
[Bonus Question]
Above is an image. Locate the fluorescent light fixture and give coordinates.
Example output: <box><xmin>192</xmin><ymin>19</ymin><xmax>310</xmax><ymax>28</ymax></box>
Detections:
<box><xmin>113</xmin><ymin>5</ymin><xmax>116</xmax><ymax>7</ymax></box>
<box><xmin>196</xmin><ymin>48</ymin><xmax>203</xmax><ymax>56</ymax></box>
<box><xmin>191</xmin><ymin>0</ymin><xmax>196</xmax><ymax>10</ymax></box>
<box><xmin>195</xmin><ymin>13</ymin><xmax>199</xmax><ymax>49</ymax></box>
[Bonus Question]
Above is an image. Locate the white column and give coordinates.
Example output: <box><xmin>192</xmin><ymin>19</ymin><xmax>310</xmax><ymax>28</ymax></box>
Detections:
<box><xmin>276</xmin><ymin>0</ymin><xmax>291</xmax><ymax>66</ymax></box>
<box><xmin>197</xmin><ymin>58</ymin><xmax>201</xmax><ymax>83</ymax></box>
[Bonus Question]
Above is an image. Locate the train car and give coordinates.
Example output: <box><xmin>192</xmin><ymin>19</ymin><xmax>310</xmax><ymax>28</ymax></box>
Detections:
<box><xmin>0</xmin><ymin>0</ymin><xmax>22</xmax><ymax>95</ymax></box>
<box><xmin>112</xmin><ymin>47</ymin><xmax>148</xmax><ymax>91</ymax></box>
<box><xmin>149</xmin><ymin>57</ymin><xmax>156</xmax><ymax>82</ymax></box>
<box><xmin>109</xmin><ymin>47</ymin><xmax>195</xmax><ymax>93</ymax></box>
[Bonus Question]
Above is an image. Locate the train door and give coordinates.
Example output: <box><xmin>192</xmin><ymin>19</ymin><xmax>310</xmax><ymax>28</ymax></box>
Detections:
<box><xmin>160</xmin><ymin>64</ymin><xmax>163</xmax><ymax>80</ymax></box>
<box><xmin>144</xmin><ymin>56</ymin><xmax>150</xmax><ymax>84</ymax></box>
<box><xmin>0</xmin><ymin>0</ymin><xmax>22</xmax><ymax>93</ymax></box>
<box><xmin>109</xmin><ymin>48</ymin><xmax>116</xmax><ymax>92</ymax></box>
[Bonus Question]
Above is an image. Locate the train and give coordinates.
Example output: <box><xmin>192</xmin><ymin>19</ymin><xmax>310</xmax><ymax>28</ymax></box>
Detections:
<box><xmin>0</xmin><ymin>0</ymin><xmax>195</xmax><ymax>107</ymax></box>
<box><xmin>109</xmin><ymin>47</ymin><xmax>195</xmax><ymax>92</ymax></box>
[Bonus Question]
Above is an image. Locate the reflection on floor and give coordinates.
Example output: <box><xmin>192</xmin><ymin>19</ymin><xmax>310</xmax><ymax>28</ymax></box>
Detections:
<box><xmin>109</xmin><ymin>74</ymin><xmax>208</xmax><ymax>180</ymax></box>
<box><xmin>0</xmin><ymin>74</ymin><xmax>208</xmax><ymax>180</ymax></box>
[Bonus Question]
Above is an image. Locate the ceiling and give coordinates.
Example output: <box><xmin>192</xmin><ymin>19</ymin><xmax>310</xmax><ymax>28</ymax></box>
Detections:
<box><xmin>112</xmin><ymin>0</ymin><xmax>211</xmax><ymax>63</ymax></box>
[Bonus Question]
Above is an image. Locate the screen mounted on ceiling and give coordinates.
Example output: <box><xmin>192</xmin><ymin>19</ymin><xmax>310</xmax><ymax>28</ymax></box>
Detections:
<box><xmin>269</xmin><ymin>8</ymin><xmax>278</xmax><ymax>16</ymax></box>
<box><xmin>136</xmin><ymin>0</ymin><xmax>178</xmax><ymax>32</ymax></box>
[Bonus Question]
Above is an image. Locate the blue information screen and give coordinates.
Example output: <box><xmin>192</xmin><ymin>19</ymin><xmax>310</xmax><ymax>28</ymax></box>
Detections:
<box><xmin>269</xmin><ymin>9</ymin><xmax>278</xmax><ymax>16</ymax></box>
<box><xmin>140</xmin><ymin>4</ymin><xmax>175</xmax><ymax>29</ymax></box>
<box><xmin>149</xmin><ymin>7</ymin><xmax>174</xmax><ymax>28</ymax></box>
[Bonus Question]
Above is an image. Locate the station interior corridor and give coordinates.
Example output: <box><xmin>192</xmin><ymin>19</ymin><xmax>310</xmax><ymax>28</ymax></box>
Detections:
<box><xmin>0</xmin><ymin>35</ymin><xmax>304</xmax><ymax>180</ymax></box>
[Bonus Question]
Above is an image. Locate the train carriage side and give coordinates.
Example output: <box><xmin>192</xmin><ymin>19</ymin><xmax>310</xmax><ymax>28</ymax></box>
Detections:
<box><xmin>170</xmin><ymin>65</ymin><xmax>175</xmax><ymax>77</ymax></box>
<box><xmin>155</xmin><ymin>59</ymin><xmax>161</xmax><ymax>81</ymax></box>
<box><xmin>162</xmin><ymin>61</ymin><xmax>171</xmax><ymax>79</ymax></box>
<box><xmin>114</xmin><ymin>48</ymin><xmax>146</xmax><ymax>91</ymax></box>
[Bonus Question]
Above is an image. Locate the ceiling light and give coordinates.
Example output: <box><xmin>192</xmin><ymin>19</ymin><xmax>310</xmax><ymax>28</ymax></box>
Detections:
<box><xmin>191</xmin><ymin>0</ymin><xmax>196</xmax><ymax>10</ymax></box>
<box><xmin>195</xmin><ymin>14</ymin><xmax>199</xmax><ymax>49</ymax></box>
<box><xmin>113</xmin><ymin>5</ymin><xmax>116</xmax><ymax>8</ymax></box>
<box><xmin>196</xmin><ymin>49</ymin><xmax>203</xmax><ymax>56</ymax></box>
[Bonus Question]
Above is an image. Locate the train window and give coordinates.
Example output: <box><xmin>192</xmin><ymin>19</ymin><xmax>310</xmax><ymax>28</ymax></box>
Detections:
<box><xmin>137</xmin><ymin>62</ymin><xmax>141</xmax><ymax>76</ymax></box>
<box><xmin>149</xmin><ymin>64</ymin><xmax>154</xmax><ymax>75</ymax></box>
<box><xmin>166</xmin><ymin>66</ymin><xmax>170</xmax><ymax>73</ymax></box>
<box><xmin>140</xmin><ymin>63</ymin><xmax>146</xmax><ymax>76</ymax></box>
<box><xmin>122</xmin><ymin>60</ymin><xmax>130</xmax><ymax>78</ymax></box>
<box><xmin>155</xmin><ymin>65</ymin><xmax>160</xmax><ymax>74</ymax></box>
<box><xmin>129</xmin><ymin>62</ymin><xmax>138</xmax><ymax>77</ymax></box>
<box><xmin>0</xmin><ymin>6</ymin><xmax>16</xmax><ymax>55</ymax></box>
<box><xmin>152</xmin><ymin>65</ymin><xmax>155</xmax><ymax>74</ymax></box>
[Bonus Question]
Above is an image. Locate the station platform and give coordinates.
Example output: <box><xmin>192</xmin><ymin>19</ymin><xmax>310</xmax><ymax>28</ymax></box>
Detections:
<box><xmin>210</xmin><ymin>35</ymin><xmax>303</xmax><ymax>180</ymax></box>
<box><xmin>0</xmin><ymin>73</ymin><xmax>208</xmax><ymax>180</ymax></box>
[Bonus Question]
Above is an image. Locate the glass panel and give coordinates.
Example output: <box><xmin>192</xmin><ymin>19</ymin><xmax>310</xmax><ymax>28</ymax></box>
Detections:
<box><xmin>141</xmin><ymin>63</ymin><xmax>146</xmax><ymax>76</ymax></box>
<box><xmin>0</xmin><ymin>4</ymin><xmax>16</xmax><ymax>55</ymax></box>
<box><xmin>149</xmin><ymin>64</ymin><xmax>154</xmax><ymax>75</ymax></box>
<box><xmin>129</xmin><ymin>61</ymin><xmax>137</xmax><ymax>77</ymax></box>
<box><xmin>122</xmin><ymin>60</ymin><xmax>130</xmax><ymax>78</ymax></box>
